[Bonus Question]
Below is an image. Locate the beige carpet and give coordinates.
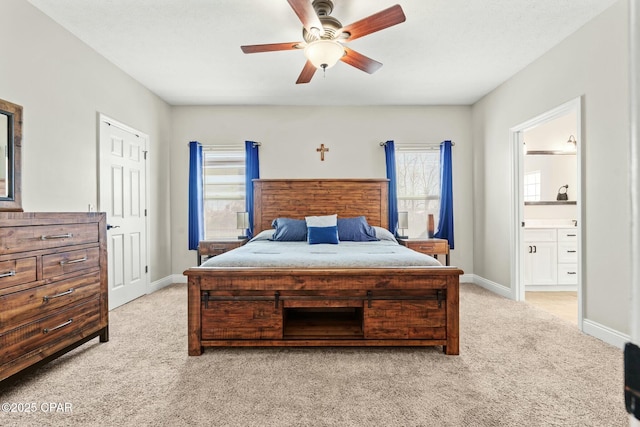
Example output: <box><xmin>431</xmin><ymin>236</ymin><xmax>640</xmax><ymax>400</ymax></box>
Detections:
<box><xmin>0</xmin><ymin>283</ymin><xmax>626</xmax><ymax>427</ymax></box>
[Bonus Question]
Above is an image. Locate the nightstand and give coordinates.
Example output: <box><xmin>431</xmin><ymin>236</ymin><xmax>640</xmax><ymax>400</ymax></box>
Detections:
<box><xmin>198</xmin><ymin>238</ymin><xmax>248</xmax><ymax>265</ymax></box>
<box><xmin>397</xmin><ymin>238</ymin><xmax>450</xmax><ymax>266</ymax></box>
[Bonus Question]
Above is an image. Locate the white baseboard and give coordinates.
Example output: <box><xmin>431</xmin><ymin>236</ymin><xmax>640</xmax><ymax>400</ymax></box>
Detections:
<box><xmin>171</xmin><ymin>273</ymin><xmax>188</xmax><ymax>284</ymax></box>
<box><xmin>460</xmin><ymin>273</ymin><xmax>474</xmax><ymax>284</ymax></box>
<box><xmin>525</xmin><ymin>285</ymin><xmax>577</xmax><ymax>292</ymax></box>
<box><xmin>468</xmin><ymin>274</ymin><xmax>514</xmax><ymax>299</ymax></box>
<box><xmin>148</xmin><ymin>274</ymin><xmax>186</xmax><ymax>294</ymax></box>
<box><xmin>582</xmin><ymin>319</ymin><xmax>630</xmax><ymax>350</ymax></box>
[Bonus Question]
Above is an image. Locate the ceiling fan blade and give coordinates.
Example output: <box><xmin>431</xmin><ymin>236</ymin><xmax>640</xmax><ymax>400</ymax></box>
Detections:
<box><xmin>241</xmin><ymin>42</ymin><xmax>303</xmax><ymax>54</ymax></box>
<box><xmin>340</xmin><ymin>47</ymin><xmax>382</xmax><ymax>74</ymax></box>
<box><xmin>296</xmin><ymin>60</ymin><xmax>317</xmax><ymax>84</ymax></box>
<box><xmin>287</xmin><ymin>0</ymin><xmax>323</xmax><ymax>36</ymax></box>
<box><xmin>340</xmin><ymin>4</ymin><xmax>406</xmax><ymax>42</ymax></box>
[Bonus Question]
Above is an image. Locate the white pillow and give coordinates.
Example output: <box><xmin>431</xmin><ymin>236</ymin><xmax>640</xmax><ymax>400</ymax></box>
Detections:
<box><xmin>373</xmin><ymin>226</ymin><xmax>398</xmax><ymax>242</ymax></box>
<box><xmin>305</xmin><ymin>214</ymin><xmax>337</xmax><ymax>227</ymax></box>
<box><xmin>250</xmin><ymin>229</ymin><xmax>275</xmax><ymax>241</ymax></box>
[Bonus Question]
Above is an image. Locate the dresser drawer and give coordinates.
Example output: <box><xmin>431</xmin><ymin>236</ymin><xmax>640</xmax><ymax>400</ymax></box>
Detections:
<box><xmin>558</xmin><ymin>264</ymin><xmax>578</xmax><ymax>285</ymax></box>
<box><xmin>0</xmin><ymin>297</ymin><xmax>101</xmax><ymax>366</ymax></box>
<box><xmin>524</xmin><ymin>228</ymin><xmax>557</xmax><ymax>242</ymax></box>
<box><xmin>0</xmin><ymin>271</ymin><xmax>101</xmax><ymax>333</ymax></box>
<box><xmin>0</xmin><ymin>257</ymin><xmax>37</xmax><ymax>291</ymax></box>
<box><xmin>0</xmin><ymin>223</ymin><xmax>99</xmax><ymax>255</ymax></box>
<box><xmin>409</xmin><ymin>241</ymin><xmax>447</xmax><ymax>253</ymax></box>
<box><xmin>42</xmin><ymin>247</ymin><xmax>100</xmax><ymax>279</ymax></box>
<box><xmin>558</xmin><ymin>243</ymin><xmax>578</xmax><ymax>263</ymax></box>
<box><xmin>557</xmin><ymin>228</ymin><xmax>578</xmax><ymax>242</ymax></box>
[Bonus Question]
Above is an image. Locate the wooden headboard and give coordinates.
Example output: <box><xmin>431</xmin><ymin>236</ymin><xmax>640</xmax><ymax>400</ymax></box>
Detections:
<box><xmin>253</xmin><ymin>179</ymin><xmax>389</xmax><ymax>235</ymax></box>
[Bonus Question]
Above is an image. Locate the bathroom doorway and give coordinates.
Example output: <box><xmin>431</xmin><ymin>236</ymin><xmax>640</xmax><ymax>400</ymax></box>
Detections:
<box><xmin>510</xmin><ymin>97</ymin><xmax>583</xmax><ymax>329</ymax></box>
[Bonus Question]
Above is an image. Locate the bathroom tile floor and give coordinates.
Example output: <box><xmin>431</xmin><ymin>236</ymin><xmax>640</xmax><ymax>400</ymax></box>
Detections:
<box><xmin>525</xmin><ymin>291</ymin><xmax>578</xmax><ymax>325</ymax></box>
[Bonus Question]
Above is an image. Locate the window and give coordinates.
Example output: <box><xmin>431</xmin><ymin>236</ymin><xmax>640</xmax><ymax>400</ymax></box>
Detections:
<box><xmin>395</xmin><ymin>145</ymin><xmax>441</xmax><ymax>238</ymax></box>
<box><xmin>202</xmin><ymin>145</ymin><xmax>245</xmax><ymax>239</ymax></box>
<box><xmin>524</xmin><ymin>171</ymin><xmax>541</xmax><ymax>202</ymax></box>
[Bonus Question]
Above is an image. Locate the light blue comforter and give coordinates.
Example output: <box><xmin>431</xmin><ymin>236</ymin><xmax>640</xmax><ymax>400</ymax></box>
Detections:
<box><xmin>200</xmin><ymin>239</ymin><xmax>443</xmax><ymax>268</ymax></box>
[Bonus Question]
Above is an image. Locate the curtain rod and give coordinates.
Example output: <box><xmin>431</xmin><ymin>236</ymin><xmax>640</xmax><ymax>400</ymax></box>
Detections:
<box><xmin>187</xmin><ymin>141</ymin><xmax>261</xmax><ymax>147</ymax></box>
<box><xmin>379</xmin><ymin>141</ymin><xmax>455</xmax><ymax>146</ymax></box>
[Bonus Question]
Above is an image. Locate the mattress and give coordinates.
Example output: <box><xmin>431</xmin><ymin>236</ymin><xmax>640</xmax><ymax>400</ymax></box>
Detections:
<box><xmin>199</xmin><ymin>238</ymin><xmax>443</xmax><ymax>268</ymax></box>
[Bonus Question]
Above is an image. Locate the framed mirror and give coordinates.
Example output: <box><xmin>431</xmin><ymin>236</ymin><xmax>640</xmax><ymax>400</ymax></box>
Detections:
<box><xmin>0</xmin><ymin>98</ymin><xmax>23</xmax><ymax>212</ymax></box>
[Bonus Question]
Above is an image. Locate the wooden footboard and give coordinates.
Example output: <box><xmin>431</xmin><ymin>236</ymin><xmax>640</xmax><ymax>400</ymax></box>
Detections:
<box><xmin>185</xmin><ymin>266</ymin><xmax>462</xmax><ymax>355</ymax></box>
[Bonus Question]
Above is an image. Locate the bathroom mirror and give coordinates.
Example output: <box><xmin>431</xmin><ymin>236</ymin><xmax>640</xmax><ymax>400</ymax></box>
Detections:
<box><xmin>524</xmin><ymin>152</ymin><xmax>577</xmax><ymax>204</ymax></box>
<box><xmin>0</xmin><ymin>98</ymin><xmax>23</xmax><ymax>211</ymax></box>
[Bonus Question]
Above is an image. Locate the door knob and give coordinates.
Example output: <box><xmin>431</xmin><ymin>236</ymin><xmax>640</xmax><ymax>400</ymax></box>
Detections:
<box><xmin>106</xmin><ymin>224</ymin><xmax>120</xmax><ymax>230</ymax></box>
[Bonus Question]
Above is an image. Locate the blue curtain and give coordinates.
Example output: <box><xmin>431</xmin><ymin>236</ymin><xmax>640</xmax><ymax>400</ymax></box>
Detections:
<box><xmin>435</xmin><ymin>140</ymin><xmax>454</xmax><ymax>249</ymax></box>
<box><xmin>384</xmin><ymin>140</ymin><xmax>399</xmax><ymax>235</ymax></box>
<box><xmin>245</xmin><ymin>141</ymin><xmax>260</xmax><ymax>238</ymax></box>
<box><xmin>188</xmin><ymin>141</ymin><xmax>204</xmax><ymax>250</ymax></box>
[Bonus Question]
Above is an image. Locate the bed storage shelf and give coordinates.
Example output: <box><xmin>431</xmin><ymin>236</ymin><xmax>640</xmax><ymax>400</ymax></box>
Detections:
<box><xmin>283</xmin><ymin>307</ymin><xmax>364</xmax><ymax>339</ymax></box>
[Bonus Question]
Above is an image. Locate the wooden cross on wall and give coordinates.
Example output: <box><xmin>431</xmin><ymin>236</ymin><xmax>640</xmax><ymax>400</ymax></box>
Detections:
<box><xmin>316</xmin><ymin>144</ymin><xmax>329</xmax><ymax>161</ymax></box>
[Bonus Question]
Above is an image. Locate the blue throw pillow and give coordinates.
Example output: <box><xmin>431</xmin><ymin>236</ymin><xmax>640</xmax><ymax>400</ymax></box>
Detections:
<box><xmin>307</xmin><ymin>225</ymin><xmax>339</xmax><ymax>245</ymax></box>
<box><xmin>337</xmin><ymin>216</ymin><xmax>379</xmax><ymax>241</ymax></box>
<box><xmin>271</xmin><ymin>218</ymin><xmax>307</xmax><ymax>241</ymax></box>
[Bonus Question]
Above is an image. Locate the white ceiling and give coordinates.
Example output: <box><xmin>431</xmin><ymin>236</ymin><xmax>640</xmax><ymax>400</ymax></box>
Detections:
<box><xmin>27</xmin><ymin>0</ymin><xmax>617</xmax><ymax>106</ymax></box>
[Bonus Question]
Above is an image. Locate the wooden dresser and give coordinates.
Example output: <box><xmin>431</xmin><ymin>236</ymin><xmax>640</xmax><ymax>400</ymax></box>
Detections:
<box><xmin>0</xmin><ymin>212</ymin><xmax>108</xmax><ymax>382</ymax></box>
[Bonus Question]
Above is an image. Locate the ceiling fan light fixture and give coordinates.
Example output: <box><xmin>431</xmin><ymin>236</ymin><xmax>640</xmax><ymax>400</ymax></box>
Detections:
<box><xmin>304</xmin><ymin>39</ymin><xmax>344</xmax><ymax>70</ymax></box>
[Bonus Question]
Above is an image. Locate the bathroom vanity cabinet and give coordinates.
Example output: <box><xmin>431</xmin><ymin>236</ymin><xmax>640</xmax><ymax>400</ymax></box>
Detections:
<box><xmin>524</xmin><ymin>227</ymin><xmax>578</xmax><ymax>289</ymax></box>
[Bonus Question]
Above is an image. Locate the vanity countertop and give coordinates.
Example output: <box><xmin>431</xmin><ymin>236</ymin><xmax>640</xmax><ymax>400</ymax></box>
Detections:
<box><xmin>524</xmin><ymin>219</ymin><xmax>577</xmax><ymax>229</ymax></box>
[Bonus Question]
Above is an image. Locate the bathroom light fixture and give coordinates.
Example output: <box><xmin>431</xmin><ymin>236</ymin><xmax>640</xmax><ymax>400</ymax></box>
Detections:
<box><xmin>236</xmin><ymin>212</ymin><xmax>249</xmax><ymax>239</ymax></box>
<box><xmin>397</xmin><ymin>211</ymin><xmax>409</xmax><ymax>239</ymax></box>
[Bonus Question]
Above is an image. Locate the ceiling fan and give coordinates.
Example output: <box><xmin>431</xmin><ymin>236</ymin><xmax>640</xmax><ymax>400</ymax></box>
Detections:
<box><xmin>240</xmin><ymin>0</ymin><xmax>406</xmax><ymax>84</ymax></box>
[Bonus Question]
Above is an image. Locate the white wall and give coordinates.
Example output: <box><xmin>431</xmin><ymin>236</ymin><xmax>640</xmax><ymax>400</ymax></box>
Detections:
<box><xmin>472</xmin><ymin>0</ymin><xmax>630</xmax><ymax>333</ymax></box>
<box><xmin>0</xmin><ymin>0</ymin><xmax>173</xmax><ymax>281</ymax></box>
<box><xmin>171</xmin><ymin>105</ymin><xmax>473</xmax><ymax>275</ymax></box>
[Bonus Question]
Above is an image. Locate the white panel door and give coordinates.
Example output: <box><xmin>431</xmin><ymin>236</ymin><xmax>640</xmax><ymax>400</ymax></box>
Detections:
<box><xmin>99</xmin><ymin>117</ymin><xmax>148</xmax><ymax>310</ymax></box>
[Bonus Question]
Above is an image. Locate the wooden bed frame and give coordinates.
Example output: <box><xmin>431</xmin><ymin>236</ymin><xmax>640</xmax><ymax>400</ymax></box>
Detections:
<box><xmin>185</xmin><ymin>179</ymin><xmax>462</xmax><ymax>355</ymax></box>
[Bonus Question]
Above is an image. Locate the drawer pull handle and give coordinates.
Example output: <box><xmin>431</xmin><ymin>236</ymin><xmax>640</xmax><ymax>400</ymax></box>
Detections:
<box><xmin>566</xmin><ymin>250</ymin><xmax>577</xmax><ymax>253</ymax></box>
<box><xmin>41</xmin><ymin>233</ymin><xmax>73</xmax><ymax>240</ymax></box>
<box><xmin>0</xmin><ymin>270</ymin><xmax>16</xmax><ymax>278</ymax></box>
<box><xmin>418</xmin><ymin>246</ymin><xmax>435</xmax><ymax>251</ymax></box>
<box><xmin>43</xmin><ymin>318</ymin><xmax>73</xmax><ymax>334</ymax></box>
<box><xmin>43</xmin><ymin>288</ymin><xmax>75</xmax><ymax>302</ymax></box>
<box><xmin>566</xmin><ymin>234</ymin><xmax>577</xmax><ymax>237</ymax></box>
<box><xmin>212</xmin><ymin>247</ymin><xmax>226</xmax><ymax>251</ymax></box>
<box><xmin>60</xmin><ymin>257</ymin><xmax>88</xmax><ymax>266</ymax></box>
<box><xmin>567</xmin><ymin>272</ymin><xmax>577</xmax><ymax>275</ymax></box>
